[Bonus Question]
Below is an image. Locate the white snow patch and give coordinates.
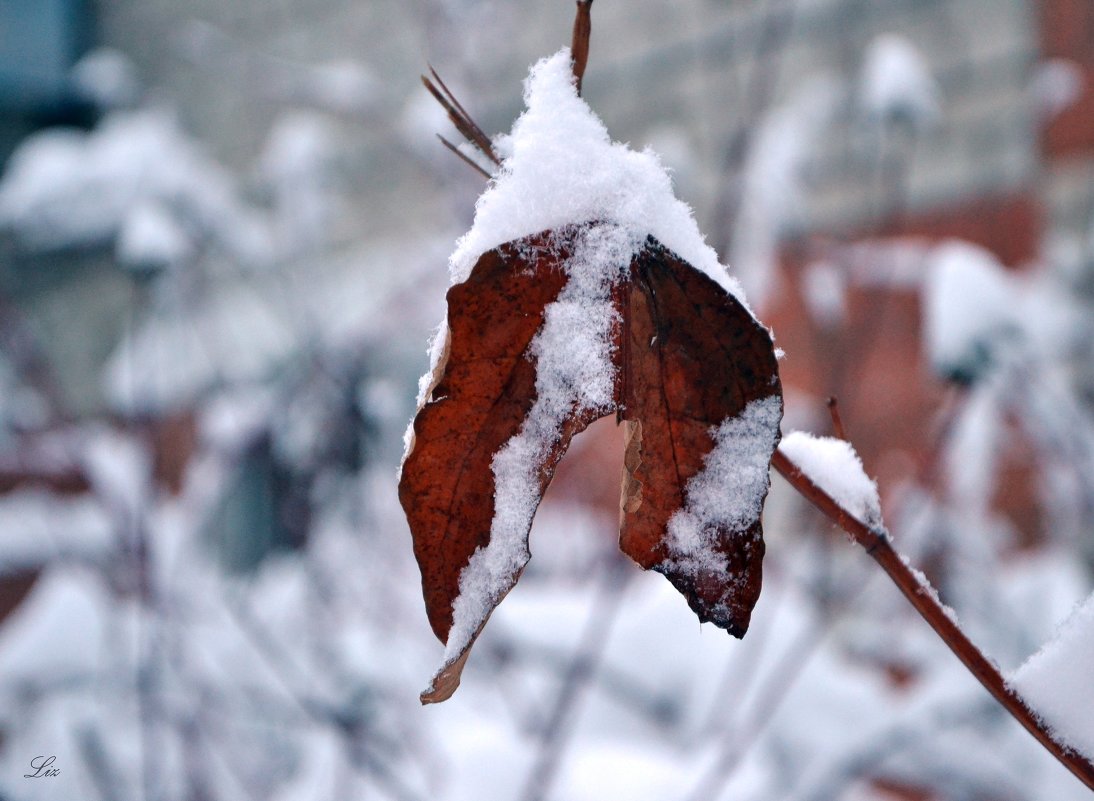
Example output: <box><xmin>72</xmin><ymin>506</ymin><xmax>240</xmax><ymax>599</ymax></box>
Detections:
<box><xmin>449</xmin><ymin>48</ymin><xmax>744</xmax><ymax>303</ymax></box>
<box><xmin>0</xmin><ymin>568</ymin><xmax>110</xmax><ymax>679</ymax></box>
<box><xmin>859</xmin><ymin>33</ymin><xmax>940</xmax><ymax>127</ymax></box>
<box><xmin>562</xmin><ymin>740</ymin><xmax>682</xmax><ymax>801</ymax></box>
<box><xmin>732</xmin><ymin>78</ymin><xmax>839</xmax><ymax>310</ymax></box>
<box><xmin>81</xmin><ymin>428</ymin><xmax>152</xmax><ymax>516</ymax></box>
<box><xmin>116</xmin><ymin>200</ymin><xmax>193</xmax><ymax>269</ymax></box>
<box><xmin>801</xmin><ymin>260</ymin><xmax>847</xmax><ymax>327</ymax></box>
<box><xmin>664</xmin><ymin>396</ymin><xmax>782</xmax><ymax>578</ymax></box>
<box><xmin>259</xmin><ymin>112</ymin><xmax>337</xmax><ymax>256</ymax></box>
<box><xmin>1031</xmin><ymin>59</ymin><xmax>1084</xmax><ymax>121</ymax></box>
<box><xmin>0</xmin><ymin>492</ymin><xmax>114</xmax><ymax>570</ymax></box>
<box><xmin>104</xmin><ymin>282</ymin><xmax>295</xmax><ymax>413</ymax></box>
<box><xmin>923</xmin><ymin>240</ymin><xmax>1017</xmax><ymax>377</ymax></box>
<box><xmin>0</xmin><ymin>108</ymin><xmax>272</xmax><ymax>264</ymax></box>
<box><xmin>1010</xmin><ymin>590</ymin><xmax>1094</xmax><ymax>760</ymax></box>
<box><xmin>779</xmin><ymin>431</ymin><xmax>882</xmax><ymax>528</ymax></box>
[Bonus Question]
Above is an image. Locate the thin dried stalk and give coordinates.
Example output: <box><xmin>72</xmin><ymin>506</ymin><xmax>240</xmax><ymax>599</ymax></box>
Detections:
<box><xmin>571</xmin><ymin>1</ymin><xmax>594</xmax><ymax>96</ymax></box>
<box><xmin>825</xmin><ymin>396</ymin><xmax>847</xmax><ymax>440</ymax></box>
<box><xmin>437</xmin><ymin>134</ymin><xmax>491</xmax><ymax>179</ymax></box>
<box><xmin>771</xmin><ymin>447</ymin><xmax>1094</xmax><ymax>792</ymax></box>
<box><xmin>421</xmin><ymin>67</ymin><xmax>500</xmax><ymax>167</ymax></box>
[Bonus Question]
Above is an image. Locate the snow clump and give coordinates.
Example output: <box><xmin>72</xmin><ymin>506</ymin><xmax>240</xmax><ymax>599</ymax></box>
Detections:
<box><xmin>778</xmin><ymin>431</ymin><xmax>882</xmax><ymax>528</ymax></box>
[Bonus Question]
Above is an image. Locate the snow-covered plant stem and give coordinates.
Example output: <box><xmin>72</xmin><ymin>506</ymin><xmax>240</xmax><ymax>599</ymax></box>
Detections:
<box><xmin>770</xmin><ymin>446</ymin><xmax>1094</xmax><ymax>791</ymax></box>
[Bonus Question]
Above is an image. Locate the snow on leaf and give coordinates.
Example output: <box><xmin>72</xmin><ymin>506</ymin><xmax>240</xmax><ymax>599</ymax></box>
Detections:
<box><xmin>616</xmin><ymin>243</ymin><xmax>782</xmax><ymax>637</ymax></box>
<box><xmin>401</xmin><ymin>226</ymin><xmax>781</xmax><ymax>702</ymax></box>
<box><xmin>447</xmin><ymin>49</ymin><xmax>747</xmax><ymax>304</ymax></box>
<box><xmin>402</xmin><ymin>227</ymin><xmax>601</xmax><ymax>703</ymax></box>
<box><xmin>659</xmin><ymin>397</ymin><xmax>782</xmax><ymax>630</ymax></box>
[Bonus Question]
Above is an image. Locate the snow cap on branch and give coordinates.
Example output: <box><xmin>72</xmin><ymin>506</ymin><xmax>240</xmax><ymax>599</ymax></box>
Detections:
<box><xmin>1010</xmin><ymin>590</ymin><xmax>1094</xmax><ymax>761</ymax></box>
<box><xmin>779</xmin><ymin>431</ymin><xmax>882</xmax><ymax>528</ymax></box>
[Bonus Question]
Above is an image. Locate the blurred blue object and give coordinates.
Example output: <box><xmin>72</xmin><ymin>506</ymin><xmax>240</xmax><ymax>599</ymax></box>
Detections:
<box><xmin>0</xmin><ymin>0</ymin><xmax>90</xmax><ymax>112</ymax></box>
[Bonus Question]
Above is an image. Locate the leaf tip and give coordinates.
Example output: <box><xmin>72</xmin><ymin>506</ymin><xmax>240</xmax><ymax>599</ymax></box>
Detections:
<box><xmin>419</xmin><ymin>648</ymin><xmax>473</xmax><ymax>704</ymax></box>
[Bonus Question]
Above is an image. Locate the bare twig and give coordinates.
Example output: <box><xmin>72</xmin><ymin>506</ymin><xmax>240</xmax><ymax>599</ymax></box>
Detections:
<box><xmin>422</xmin><ymin>67</ymin><xmax>500</xmax><ymax>167</ymax></box>
<box><xmin>426</xmin><ymin>0</ymin><xmax>594</xmax><ymax>175</ymax></box>
<box><xmin>825</xmin><ymin>396</ymin><xmax>847</xmax><ymax>440</ymax></box>
<box><xmin>437</xmin><ymin>134</ymin><xmax>492</xmax><ymax>179</ymax></box>
<box><xmin>685</xmin><ymin>609</ymin><xmax>832</xmax><ymax>801</ymax></box>
<box><xmin>485</xmin><ymin>635</ymin><xmax>676</xmax><ymax>731</ymax></box>
<box><xmin>0</xmin><ymin>464</ymin><xmax>90</xmax><ymax>494</ymax></box>
<box><xmin>571</xmin><ymin>1</ymin><xmax>594</xmax><ymax>96</ymax></box>
<box><xmin>770</xmin><ymin>447</ymin><xmax>1094</xmax><ymax>792</ymax></box>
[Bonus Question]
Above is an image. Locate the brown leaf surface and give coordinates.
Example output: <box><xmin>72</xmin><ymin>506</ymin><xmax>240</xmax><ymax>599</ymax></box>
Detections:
<box><xmin>400</xmin><ymin>227</ymin><xmax>608</xmax><ymax>702</ymax></box>
<box><xmin>400</xmin><ymin>226</ymin><xmax>781</xmax><ymax>703</ymax></box>
<box><xmin>618</xmin><ymin>238</ymin><xmax>781</xmax><ymax>636</ymax></box>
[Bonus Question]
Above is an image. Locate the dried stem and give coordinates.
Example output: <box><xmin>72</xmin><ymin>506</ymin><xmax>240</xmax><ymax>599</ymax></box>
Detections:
<box><xmin>437</xmin><ymin>134</ymin><xmax>492</xmax><ymax>179</ymax></box>
<box><xmin>825</xmin><ymin>396</ymin><xmax>847</xmax><ymax>440</ymax></box>
<box><xmin>421</xmin><ymin>67</ymin><xmax>500</xmax><ymax>167</ymax></box>
<box><xmin>770</xmin><ymin>447</ymin><xmax>1094</xmax><ymax>792</ymax></box>
<box><xmin>571</xmin><ymin>1</ymin><xmax>594</xmax><ymax>96</ymax></box>
<box><xmin>425</xmin><ymin>0</ymin><xmax>594</xmax><ymax>175</ymax></box>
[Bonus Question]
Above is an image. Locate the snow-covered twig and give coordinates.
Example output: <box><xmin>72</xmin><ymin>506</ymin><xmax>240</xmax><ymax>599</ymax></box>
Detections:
<box><xmin>770</xmin><ymin>446</ymin><xmax>1094</xmax><ymax>791</ymax></box>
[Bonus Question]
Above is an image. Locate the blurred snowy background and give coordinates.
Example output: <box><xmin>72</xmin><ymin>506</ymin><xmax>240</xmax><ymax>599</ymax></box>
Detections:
<box><xmin>0</xmin><ymin>0</ymin><xmax>1092</xmax><ymax>799</ymax></box>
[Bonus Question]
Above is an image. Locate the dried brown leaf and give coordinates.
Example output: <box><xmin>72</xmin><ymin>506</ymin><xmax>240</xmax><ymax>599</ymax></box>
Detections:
<box><xmin>399</xmin><ymin>226</ymin><xmax>781</xmax><ymax>702</ymax></box>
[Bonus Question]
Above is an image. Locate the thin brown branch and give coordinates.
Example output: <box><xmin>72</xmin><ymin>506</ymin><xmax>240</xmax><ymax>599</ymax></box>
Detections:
<box><xmin>571</xmin><ymin>1</ymin><xmax>593</xmax><ymax>96</ymax></box>
<box><xmin>770</xmin><ymin>447</ymin><xmax>1094</xmax><ymax>792</ymax></box>
<box><xmin>422</xmin><ymin>68</ymin><xmax>500</xmax><ymax>167</ymax></box>
<box><xmin>0</xmin><ymin>466</ymin><xmax>90</xmax><ymax>495</ymax></box>
<box><xmin>437</xmin><ymin>134</ymin><xmax>492</xmax><ymax>179</ymax></box>
<box><xmin>826</xmin><ymin>396</ymin><xmax>847</xmax><ymax>440</ymax></box>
